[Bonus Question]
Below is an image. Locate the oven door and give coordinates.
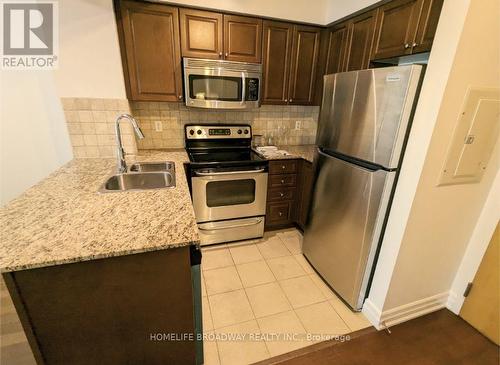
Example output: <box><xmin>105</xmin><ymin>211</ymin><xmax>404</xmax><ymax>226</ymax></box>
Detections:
<box><xmin>184</xmin><ymin>68</ymin><xmax>260</xmax><ymax>109</ymax></box>
<box><xmin>192</xmin><ymin>169</ymin><xmax>268</xmax><ymax>222</ymax></box>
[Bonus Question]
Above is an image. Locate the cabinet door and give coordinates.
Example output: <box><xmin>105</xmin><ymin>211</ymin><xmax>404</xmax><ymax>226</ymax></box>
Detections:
<box><xmin>118</xmin><ymin>1</ymin><xmax>182</xmax><ymax>101</ymax></box>
<box><xmin>324</xmin><ymin>23</ymin><xmax>350</xmax><ymax>75</ymax></box>
<box><xmin>288</xmin><ymin>25</ymin><xmax>321</xmax><ymax>105</ymax></box>
<box><xmin>345</xmin><ymin>10</ymin><xmax>377</xmax><ymax>71</ymax></box>
<box><xmin>412</xmin><ymin>0</ymin><xmax>443</xmax><ymax>53</ymax></box>
<box><xmin>261</xmin><ymin>21</ymin><xmax>294</xmax><ymax>104</ymax></box>
<box><xmin>371</xmin><ymin>0</ymin><xmax>423</xmax><ymax>60</ymax></box>
<box><xmin>223</xmin><ymin>15</ymin><xmax>262</xmax><ymax>63</ymax></box>
<box><xmin>180</xmin><ymin>8</ymin><xmax>223</xmax><ymax>59</ymax></box>
<box><xmin>296</xmin><ymin>160</ymin><xmax>314</xmax><ymax>229</ymax></box>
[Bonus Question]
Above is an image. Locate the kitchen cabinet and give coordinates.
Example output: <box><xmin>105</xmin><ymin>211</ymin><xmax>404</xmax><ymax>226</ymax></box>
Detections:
<box><xmin>117</xmin><ymin>1</ymin><xmax>183</xmax><ymax>102</ymax></box>
<box><xmin>3</xmin><ymin>247</ymin><xmax>201</xmax><ymax>364</ymax></box>
<box><xmin>345</xmin><ymin>10</ymin><xmax>377</xmax><ymax>71</ymax></box>
<box><xmin>262</xmin><ymin>22</ymin><xmax>321</xmax><ymax>105</ymax></box>
<box><xmin>265</xmin><ymin>159</ymin><xmax>314</xmax><ymax>231</ymax></box>
<box><xmin>324</xmin><ymin>23</ymin><xmax>350</xmax><ymax>75</ymax></box>
<box><xmin>413</xmin><ymin>0</ymin><xmax>444</xmax><ymax>53</ymax></box>
<box><xmin>323</xmin><ymin>10</ymin><xmax>376</xmax><ymax>75</ymax></box>
<box><xmin>295</xmin><ymin>160</ymin><xmax>315</xmax><ymax>230</ymax></box>
<box><xmin>371</xmin><ymin>0</ymin><xmax>443</xmax><ymax>60</ymax></box>
<box><xmin>288</xmin><ymin>25</ymin><xmax>321</xmax><ymax>105</ymax></box>
<box><xmin>224</xmin><ymin>14</ymin><xmax>262</xmax><ymax>63</ymax></box>
<box><xmin>180</xmin><ymin>9</ymin><xmax>262</xmax><ymax>62</ymax></box>
<box><xmin>265</xmin><ymin>160</ymin><xmax>299</xmax><ymax>228</ymax></box>
<box><xmin>261</xmin><ymin>20</ymin><xmax>294</xmax><ymax>104</ymax></box>
<box><xmin>179</xmin><ymin>8</ymin><xmax>223</xmax><ymax>60</ymax></box>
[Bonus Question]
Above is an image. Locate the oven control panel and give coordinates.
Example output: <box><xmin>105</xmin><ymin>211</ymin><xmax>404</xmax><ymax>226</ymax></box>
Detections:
<box><xmin>186</xmin><ymin>125</ymin><xmax>251</xmax><ymax>139</ymax></box>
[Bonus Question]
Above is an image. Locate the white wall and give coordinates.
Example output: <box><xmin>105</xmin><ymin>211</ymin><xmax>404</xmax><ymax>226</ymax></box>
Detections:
<box><xmin>164</xmin><ymin>0</ymin><xmax>328</xmax><ymax>24</ymax></box>
<box><xmin>325</xmin><ymin>0</ymin><xmax>378</xmax><ymax>23</ymax></box>
<box><xmin>364</xmin><ymin>0</ymin><xmax>500</xmax><ymax>327</ymax></box>
<box><xmin>54</xmin><ymin>0</ymin><xmax>126</xmax><ymax>98</ymax></box>
<box><xmin>0</xmin><ymin>71</ymin><xmax>73</xmax><ymax>206</ymax></box>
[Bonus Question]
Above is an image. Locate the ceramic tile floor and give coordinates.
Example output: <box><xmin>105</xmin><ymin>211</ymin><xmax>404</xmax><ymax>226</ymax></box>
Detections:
<box><xmin>201</xmin><ymin>228</ymin><xmax>372</xmax><ymax>365</ymax></box>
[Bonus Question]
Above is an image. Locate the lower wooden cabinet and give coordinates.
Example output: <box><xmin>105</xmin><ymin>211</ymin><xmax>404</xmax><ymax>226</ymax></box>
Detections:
<box><xmin>265</xmin><ymin>159</ymin><xmax>315</xmax><ymax>230</ymax></box>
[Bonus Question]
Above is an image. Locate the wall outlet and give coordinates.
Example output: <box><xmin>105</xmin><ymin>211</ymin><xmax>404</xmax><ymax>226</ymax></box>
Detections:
<box><xmin>295</xmin><ymin>120</ymin><xmax>302</xmax><ymax>130</ymax></box>
<box><xmin>154</xmin><ymin>121</ymin><xmax>163</xmax><ymax>132</ymax></box>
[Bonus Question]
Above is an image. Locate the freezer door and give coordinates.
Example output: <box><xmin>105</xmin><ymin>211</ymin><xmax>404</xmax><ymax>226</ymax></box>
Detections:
<box><xmin>303</xmin><ymin>150</ymin><xmax>395</xmax><ymax>310</ymax></box>
<box><xmin>317</xmin><ymin>65</ymin><xmax>422</xmax><ymax>169</ymax></box>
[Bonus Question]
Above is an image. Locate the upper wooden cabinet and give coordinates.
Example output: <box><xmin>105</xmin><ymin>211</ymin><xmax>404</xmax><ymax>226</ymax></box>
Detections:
<box><xmin>262</xmin><ymin>22</ymin><xmax>320</xmax><ymax>105</ymax></box>
<box><xmin>371</xmin><ymin>0</ymin><xmax>443</xmax><ymax>60</ymax></box>
<box><xmin>324</xmin><ymin>23</ymin><xmax>349</xmax><ymax>75</ymax></box>
<box><xmin>224</xmin><ymin>15</ymin><xmax>262</xmax><ymax>62</ymax></box>
<box><xmin>179</xmin><ymin>9</ymin><xmax>223</xmax><ymax>60</ymax></box>
<box><xmin>261</xmin><ymin>21</ymin><xmax>293</xmax><ymax>104</ymax></box>
<box><xmin>288</xmin><ymin>25</ymin><xmax>321</xmax><ymax>105</ymax></box>
<box><xmin>117</xmin><ymin>1</ymin><xmax>182</xmax><ymax>102</ymax></box>
<box><xmin>180</xmin><ymin>9</ymin><xmax>262</xmax><ymax>62</ymax></box>
<box><xmin>344</xmin><ymin>10</ymin><xmax>377</xmax><ymax>71</ymax></box>
<box><xmin>413</xmin><ymin>0</ymin><xmax>444</xmax><ymax>53</ymax></box>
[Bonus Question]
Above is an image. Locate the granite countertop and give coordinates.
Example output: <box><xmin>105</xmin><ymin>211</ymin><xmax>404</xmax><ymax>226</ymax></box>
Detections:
<box><xmin>0</xmin><ymin>150</ymin><xmax>199</xmax><ymax>272</ymax></box>
<box><xmin>254</xmin><ymin>145</ymin><xmax>316</xmax><ymax>163</ymax></box>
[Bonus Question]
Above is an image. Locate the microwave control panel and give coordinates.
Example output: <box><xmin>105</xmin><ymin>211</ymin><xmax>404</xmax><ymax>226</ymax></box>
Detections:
<box><xmin>246</xmin><ymin>79</ymin><xmax>259</xmax><ymax>101</ymax></box>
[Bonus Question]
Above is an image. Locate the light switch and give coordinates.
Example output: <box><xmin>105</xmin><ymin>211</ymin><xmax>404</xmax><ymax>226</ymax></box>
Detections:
<box><xmin>438</xmin><ymin>87</ymin><xmax>500</xmax><ymax>186</ymax></box>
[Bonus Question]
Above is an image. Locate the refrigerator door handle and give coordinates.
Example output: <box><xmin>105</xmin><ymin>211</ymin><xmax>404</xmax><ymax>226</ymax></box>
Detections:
<box><xmin>317</xmin><ymin>148</ymin><xmax>387</xmax><ymax>173</ymax></box>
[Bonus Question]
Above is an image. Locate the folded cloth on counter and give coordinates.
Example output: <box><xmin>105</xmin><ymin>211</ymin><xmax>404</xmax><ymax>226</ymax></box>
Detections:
<box><xmin>255</xmin><ymin>146</ymin><xmax>292</xmax><ymax>158</ymax></box>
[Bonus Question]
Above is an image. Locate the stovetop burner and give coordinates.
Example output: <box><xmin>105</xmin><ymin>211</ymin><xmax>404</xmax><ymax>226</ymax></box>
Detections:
<box><xmin>185</xmin><ymin>124</ymin><xmax>267</xmax><ymax>169</ymax></box>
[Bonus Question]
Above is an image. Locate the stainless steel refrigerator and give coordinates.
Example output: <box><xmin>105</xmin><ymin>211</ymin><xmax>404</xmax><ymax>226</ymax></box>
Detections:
<box><xmin>303</xmin><ymin>65</ymin><xmax>423</xmax><ymax>311</ymax></box>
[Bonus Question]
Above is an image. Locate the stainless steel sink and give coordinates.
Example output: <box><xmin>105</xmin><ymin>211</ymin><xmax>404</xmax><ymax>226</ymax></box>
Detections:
<box><xmin>129</xmin><ymin>161</ymin><xmax>175</xmax><ymax>173</ymax></box>
<box><xmin>100</xmin><ymin>172</ymin><xmax>175</xmax><ymax>192</ymax></box>
<box><xmin>99</xmin><ymin>161</ymin><xmax>176</xmax><ymax>193</ymax></box>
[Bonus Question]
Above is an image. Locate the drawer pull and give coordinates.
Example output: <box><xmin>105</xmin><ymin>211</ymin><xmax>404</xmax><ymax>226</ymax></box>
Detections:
<box><xmin>279</xmin><ymin>192</ymin><xmax>284</xmax><ymax>197</ymax></box>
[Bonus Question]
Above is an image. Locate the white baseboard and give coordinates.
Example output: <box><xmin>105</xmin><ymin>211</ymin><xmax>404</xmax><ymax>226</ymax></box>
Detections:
<box><xmin>362</xmin><ymin>299</ymin><xmax>384</xmax><ymax>330</ymax></box>
<box><xmin>446</xmin><ymin>290</ymin><xmax>463</xmax><ymax>314</ymax></box>
<box><xmin>362</xmin><ymin>291</ymin><xmax>450</xmax><ymax>329</ymax></box>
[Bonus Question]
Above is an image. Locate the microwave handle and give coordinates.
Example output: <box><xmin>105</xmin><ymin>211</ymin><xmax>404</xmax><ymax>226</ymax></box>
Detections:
<box><xmin>241</xmin><ymin>72</ymin><xmax>246</xmax><ymax>104</ymax></box>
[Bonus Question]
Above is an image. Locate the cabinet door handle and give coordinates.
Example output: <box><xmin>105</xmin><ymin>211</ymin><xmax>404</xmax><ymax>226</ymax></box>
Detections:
<box><xmin>279</xmin><ymin>192</ymin><xmax>284</xmax><ymax>197</ymax></box>
<box><xmin>281</xmin><ymin>165</ymin><xmax>286</xmax><ymax>170</ymax></box>
<box><xmin>412</xmin><ymin>42</ymin><xmax>418</xmax><ymax>47</ymax></box>
<box><xmin>178</xmin><ymin>95</ymin><xmax>183</xmax><ymax>100</ymax></box>
<box><xmin>404</xmin><ymin>43</ymin><xmax>410</xmax><ymax>49</ymax></box>
<box><xmin>289</xmin><ymin>98</ymin><xmax>293</xmax><ymax>103</ymax></box>
<box><xmin>225</xmin><ymin>52</ymin><xmax>228</xmax><ymax>57</ymax></box>
<box><xmin>284</xmin><ymin>99</ymin><xmax>288</xmax><ymax>102</ymax></box>
<box><xmin>279</xmin><ymin>211</ymin><xmax>283</xmax><ymax>217</ymax></box>
<box><xmin>218</xmin><ymin>52</ymin><xmax>223</xmax><ymax>57</ymax></box>
<box><xmin>281</xmin><ymin>179</ymin><xmax>285</xmax><ymax>184</ymax></box>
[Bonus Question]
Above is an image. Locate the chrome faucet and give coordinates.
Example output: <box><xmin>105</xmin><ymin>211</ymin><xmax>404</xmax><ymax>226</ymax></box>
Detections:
<box><xmin>115</xmin><ymin>114</ymin><xmax>145</xmax><ymax>173</ymax></box>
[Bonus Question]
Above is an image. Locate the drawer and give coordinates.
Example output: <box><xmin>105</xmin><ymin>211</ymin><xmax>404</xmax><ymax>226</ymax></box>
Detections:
<box><xmin>267</xmin><ymin>187</ymin><xmax>296</xmax><ymax>202</ymax></box>
<box><xmin>269</xmin><ymin>160</ymin><xmax>298</xmax><ymax>175</ymax></box>
<box><xmin>269</xmin><ymin>174</ymin><xmax>297</xmax><ymax>188</ymax></box>
<box><xmin>266</xmin><ymin>202</ymin><xmax>292</xmax><ymax>224</ymax></box>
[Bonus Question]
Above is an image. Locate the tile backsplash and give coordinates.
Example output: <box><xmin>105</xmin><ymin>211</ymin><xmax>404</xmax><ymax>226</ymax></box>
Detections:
<box><xmin>61</xmin><ymin>98</ymin><xmax>319</xmax><ymax>157</ymax></box>
<box><xmin>61</xmin><ymin>98</ymin><xmax>137</xmax><ymax>158</ymax></box>
<box><xmin>130</xmin><ymin>102</ymin><xmax>319</xmax><ymax>149</ymax></box>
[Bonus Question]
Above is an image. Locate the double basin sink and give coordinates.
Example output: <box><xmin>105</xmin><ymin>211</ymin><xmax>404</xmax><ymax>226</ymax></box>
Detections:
<box><xmin>100</xmin><ymin>162</ymin><xmax>176</xmax><ymax>192</ymax></box>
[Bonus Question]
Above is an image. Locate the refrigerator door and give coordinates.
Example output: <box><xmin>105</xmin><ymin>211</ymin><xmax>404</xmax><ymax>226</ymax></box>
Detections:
<box><xmin>303</xmin><ymin>149</ymin><xmax>396</xmax><ymax>310</ymax></box>
<box><xmin>316</xmin><ymin>65</ymin><xmax>422</xmax><ymax>169</ymax></box>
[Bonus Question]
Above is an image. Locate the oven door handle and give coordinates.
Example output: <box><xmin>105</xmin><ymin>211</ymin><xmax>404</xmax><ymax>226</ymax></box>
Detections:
<box><xmin>198</xmin><ymin>218</ymin><xmax>263</xmax><ymax>231</ymax></box>
<box><xmin>195</xmin><ymin>168</ymin><xmax>265</xmax><ymax>176</ymax></box>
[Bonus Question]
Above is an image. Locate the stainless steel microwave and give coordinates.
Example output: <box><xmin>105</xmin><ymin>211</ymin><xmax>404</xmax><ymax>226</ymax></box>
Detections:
<box><xmin>183</xmin><ymin>58</ymin><xmax>261</xmax><ymax>109</ymax></box>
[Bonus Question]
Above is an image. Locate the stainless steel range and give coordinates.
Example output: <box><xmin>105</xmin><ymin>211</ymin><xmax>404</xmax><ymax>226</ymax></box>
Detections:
<box><xmin>185</xmin><ymin>124</ymin><xmax>268</xmax><ymax>245</ymax></box>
